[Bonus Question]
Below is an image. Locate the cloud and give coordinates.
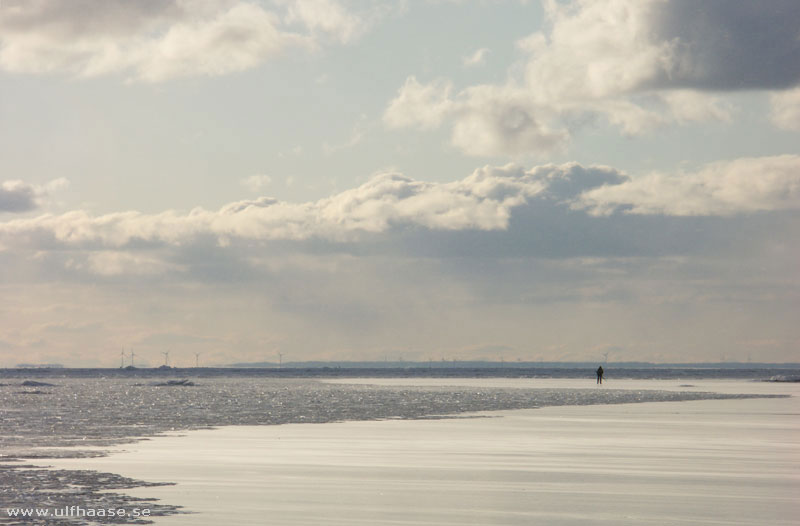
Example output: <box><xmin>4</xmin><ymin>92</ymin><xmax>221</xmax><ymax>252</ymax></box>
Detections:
<box><xmin>0</xmin><ymin>178</ymin><xmax>68</xmax><ymax>213</ymax></box>
<box><xmin>0</xmin><ymin>163</ymin><xmax>618</xmax><ymax>250</ymax></box>
<box><xmin>385</xmin><ymin>0</ymin><xmax>800</xmax><ymax>155</ymax></box>
<box><xmin>528</xmin><ymin>0</ymin><xmax>800</xmax><ymax>118</ymax></box>
<box><xmin>650</xmin><ymin>0</ymin><xmax>800</xmax><ymax>91</ymax></box>
<box><xmin>660</xmin><ymin>91</ymin><xmax>733</xmax><ymax>124</ymax></box>
<box><xmin>771</xmin><ymin>88</ymin><xmax>800</xmax><ymax>131</ymax></box>
<box><xmin>134</xmin><ymin>2</ymin><xmax>306</xmax><ymax>83</ymax></box>
<box><xmin>3</xmin><ymin>156</ymin><xmax>797</xmax><ymax>262</ymax></box>
<box><xmin>385</xmin><ymin>79</ymin><xmax>567</xmax><ymax>156</ymax></box>
<box><xmin>525</xmin><ymin>0</ymin><xmax>800</xmax><ymax>100</ymax></box>
<box><xmin>575</xmin><ymin>155</ymin><xmax>800</xmax><ymax>216</ymax></box>
<box><xmin>241</xmin><ymin>174</ymin><xmax>273</xmax><ymax>192</ymax></box>
<box><xmin>0</xmin><ymin>0</ymin><xmax>365</xmax><ymax>82</ymax></box>
<box><xmin>449</xmin><ymin>85</ymin><xmax>568</xmax><ymax>156</ymax></box>
<box><xmin>283</xmin><ymin>0</ymin><xmax>362</xmax><ymax>44</ymax></box>
<box><xmin>0</xmin><ymin>181</ymin><xmax>39</xmax><ymax>213</ymax></box>
<box><xmin>462</xmin><ymin>47</ymin><xmax>489</xmax><ymax>67</ymax></box>
<box><xmin>81</xmin><ymin>251</ymin><xmax>183</xmax><ymax>276</ymax></box>
<box><xmin>384</xmin><ymin>76</ymin><xmax>455</xmax><ymax>130</ymax></box>
<box><xmin>2</xmin><ymin>162</ymin><xmax>798</xmax><ymax>364</ymax></box>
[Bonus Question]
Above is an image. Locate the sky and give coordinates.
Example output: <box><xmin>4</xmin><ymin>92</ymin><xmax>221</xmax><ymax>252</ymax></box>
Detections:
<box><xmin>0</xmin><ymin>0</ymin><xmax>798</xmax><ymax>367</ymax></box>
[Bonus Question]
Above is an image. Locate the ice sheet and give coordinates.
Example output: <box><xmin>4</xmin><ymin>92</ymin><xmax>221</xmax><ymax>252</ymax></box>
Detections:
<box><xmin>38</xmin><ymin>380</ymin><xmax>800</xmax><ymax>526</ymax></box>
<box><xmin>323</xmin><ymin>377</ymin><xmax>793</xmax><ymax>394</ymax></box>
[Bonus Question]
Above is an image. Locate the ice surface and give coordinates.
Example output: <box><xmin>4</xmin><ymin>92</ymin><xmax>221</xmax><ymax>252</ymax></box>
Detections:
<box><xmin>38</xmin><ymin>382</ymin><xmax>800</xmax><ymax>526</ymax></box>
<box><xmin>0</xmin><ymin>375</ymin><xmax>792</xmax><ymax>525</ymax></box>
<box><xmin>2</xmin><ymin>377</ymin><xmax>781</xmax><ymax>456</ymax></box>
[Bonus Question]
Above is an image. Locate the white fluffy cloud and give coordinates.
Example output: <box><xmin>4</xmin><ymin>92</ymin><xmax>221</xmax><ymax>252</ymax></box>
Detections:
<box><xmin>385</xmin><ymin>80</ymin><xmax>568</xmax><ymax>156</ymax></box>
<box><xmin>134</xmin><ymin>3</ymin><xmax>304</xmax><ymax>83</ymax></box>
<box><xmin>384</xmin><ymin>76</ymin><xmax>455</xmax><ymax>130</ymax></box>
<box><xmin>0</xmin><ymin>0</ymin><xmax>363</xmax><ymax>82</ymax></box>
<box><xmin>449</xmin><ymin>85</ymin><xmax>568</xmax><ymax>157</ymax></box>
<box><xmin>575</xmin><ymin>155</ymin><xmax>800</xmax><ymax>216</ymax></box>
<box><xmin>2</xmin><ymin>156</ymin><xmax>797</xmax><ymax>257</ymax></box>
<box><xmin>0</xmin><ymin>164</ymin><xmax>612</xmax><ymax>249</ymax></box>
<box><xmin>385</xmin><ymin>0</ymin><xmax>800</xmax><ymax>156</ymax></box>
<box><xmin>519</xmin><ymin>0</ymin><xmax>670</xmax><ymax>103</ymax></box>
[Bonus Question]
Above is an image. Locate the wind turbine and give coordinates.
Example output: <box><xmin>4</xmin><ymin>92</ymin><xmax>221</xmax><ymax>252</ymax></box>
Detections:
<box><xmin>129</xmin><ymin>349</ymin><xmax>136</xmax><ymax>367</ymax></box>
<box><xmin>602</xmin><ymin>351</ymin><xmax>610</xmax><ymax>364</ymax></box>
<box><xmin>194</xmin><ymin>353</ymin><xmax>201</xmax><ymax>368</ymax></box>
<box><xmin>120</xmin><ymin>349</ymin><xmax>125</xmax><ymax>368</ymax></box>
<box><xmin>277</xmin><ymin>352</ymin><xmax>283</xmax><ymax>369</ymax></box>
<box><xmin>161</xmin><ymin>350</ymin><xmax>170</xmax><ymax>367</ymax></box>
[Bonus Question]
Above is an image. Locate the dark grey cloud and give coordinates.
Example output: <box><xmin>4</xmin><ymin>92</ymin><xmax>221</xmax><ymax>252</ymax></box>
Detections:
<box><xmin>0</xmin><ymin>180</ymin><xmax>39</xmax><ymax>212</ymax></box>
<box><xmin>380</xmin><ymin>203</ymin><xmax>800</xmax><ymax>262</ymax></box>
<box><xmin>653</xmin><ymin>0</ymin><xmax>800</xmax><ymax>91</ymax></box>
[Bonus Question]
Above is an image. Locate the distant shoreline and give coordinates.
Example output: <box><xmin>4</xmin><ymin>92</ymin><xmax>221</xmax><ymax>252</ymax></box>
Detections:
<box><xmin>1</xmin><ymin>364</ymin><xmax>799</xmax><ymax>380</ymax></box>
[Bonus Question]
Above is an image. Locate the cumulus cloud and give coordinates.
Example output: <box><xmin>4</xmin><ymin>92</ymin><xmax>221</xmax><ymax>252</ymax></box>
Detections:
<box><xmin>385</xmin><ymin>80</ymin><xmax>567</xmax><ymax>156</ymax></box>
<box><xmin>386</xmin><ymin>0</ymin><xmax>800</xmax><ymax>155</ymax></box>
<box><xmin>451</xmin><ymin>86</ymin><xmax>568</xmax><ymax>156</ymax></box>
<box><xmin>525</xmin><ymin>0</ymin><xmax>800</xmax><ymax>100</ymax></box>
<box><xmin>134</xmin><ymin>3</ymin><xmax>305</xmax><ymax>83</ymax></box>
<box><xmin>0</xmin><ymin>163</ymin><xmax>622</xmax><ymax>250</ymax></box>
<box><xmin>3</xmin><ymin>156</ymin><xmax>797</xmax><ymax>260</ymax></box>
<box><xmin>575</xmin><ymin>155</ymin><xmax>800</xmax><ymax>216</ymax></box>
<box><xmin>0</xmin><ymin>178</ymin><xmax>68</xmax><ymax>213</ymax></box>
<box><xmin>384</xmin><ymin>76</ymin><xmax>455</xmax><ymax>130</ymax></box>
<box><xmin>518</xmin><ymin>0</ymin><xmax>670</xmax><ymax>103</ymax></box>
<box><xmin>0</xmin><ymin>0</ymin><xmax>364</xmax><ymax>82</ymax></box>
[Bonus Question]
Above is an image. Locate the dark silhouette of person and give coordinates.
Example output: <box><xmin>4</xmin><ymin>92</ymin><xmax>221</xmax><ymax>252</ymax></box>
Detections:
<box><xmin>596</xmin><ymin>366</ymin><xmax>604</xmax><ymax>384</ymax></box>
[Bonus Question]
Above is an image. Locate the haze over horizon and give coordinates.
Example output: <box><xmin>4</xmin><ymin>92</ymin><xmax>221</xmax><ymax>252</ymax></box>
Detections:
<box><xmin>1</xmin><ymin>0</ymin><xmax>798</xmax><ymax>367</ymax></box>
